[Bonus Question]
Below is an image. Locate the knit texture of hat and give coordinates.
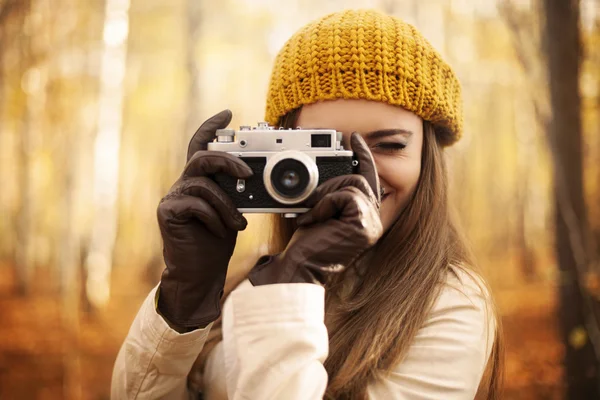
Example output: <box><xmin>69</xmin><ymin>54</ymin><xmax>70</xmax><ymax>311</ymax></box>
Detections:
<box><xmin>264</xmin><ymin>9</ymin><xmax>463</xmax><ymax>146</ymax></box>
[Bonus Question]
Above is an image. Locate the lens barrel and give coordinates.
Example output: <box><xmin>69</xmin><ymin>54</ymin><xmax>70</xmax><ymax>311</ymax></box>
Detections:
<box><xmin>263</xmin><ymin>151</ymin><xmax>319</xmax><ymax>205</ymax></box>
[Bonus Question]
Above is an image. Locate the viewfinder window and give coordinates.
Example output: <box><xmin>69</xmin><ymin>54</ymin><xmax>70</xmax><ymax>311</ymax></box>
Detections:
<box><xmin>311</xmin><ymin>134</ymin><xmax>331</xmax><ymax>148</ymax></box>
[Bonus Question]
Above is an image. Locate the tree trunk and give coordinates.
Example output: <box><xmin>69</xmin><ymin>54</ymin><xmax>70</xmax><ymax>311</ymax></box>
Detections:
<box><xmin>514</xmin><ymin>88</ymin><xmax>537</xmax><ymax>282</ymax></box>
<box><xmin>0</xmin><ymin>4</ymin><xmax>8</xmax><ymax>260</ymax></box>
<box><xmin>597</xmin><ymin>13</ymin><xmax>600</xmax><ymax>249</ymax></box>
<box><xmin>184</xmin><ymin>0</ymin><xmax>202</xmax><ymax>146</ymax></box>
<box><xmin>543</xmin><ymin>0</ymin><xmax>600</xmax><ymax>397</ymax></box>
<box><xmin>84</xmin><ymin>0</ymin><xmax>131</xmax><ymax>308</ymax></box>
<box><xmin>15</xmin><ymin>0</ymin><xmax>34</xmax><ymax>295</ymax></box>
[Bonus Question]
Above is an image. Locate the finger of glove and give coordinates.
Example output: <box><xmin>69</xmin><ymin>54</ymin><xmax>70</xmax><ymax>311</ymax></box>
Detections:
<box><xmin>183</xmin><ymin>151</ymin><xmax>253</xmax><ymax>179</ymax></box>
<box><xmin>306</xmin><ymin>174</ymin><xmax>374</xmax><ymax>208</ymax></box>
<box><xmin>351</xmin><ymin>132</ymin><xmax>381</xmax><ymax>205</ymax></box>
<box><xmin>187</xmin><ymin>110</ymin><xmax>233</xmax><ymax>161</ymax></box>
<box><xmin>169</xmin><ymin>176</ymin><xmax>248</xmax><ymax>231</ymax></box>
<box><xmin>297</xmin><ymin>186</ymin><xmax>366</xmax><ymax>226</ymax></box>
<box><xmin>157</xmin><ymin>195</ymin><xmax>228</xmax><ymax>238</ymax></box>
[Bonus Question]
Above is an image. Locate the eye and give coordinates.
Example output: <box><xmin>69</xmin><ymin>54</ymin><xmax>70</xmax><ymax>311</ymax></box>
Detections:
<box><xmin>372</xmin><ymin>142</ymin><xmax>407</xmax><ymax>153</ymax></box>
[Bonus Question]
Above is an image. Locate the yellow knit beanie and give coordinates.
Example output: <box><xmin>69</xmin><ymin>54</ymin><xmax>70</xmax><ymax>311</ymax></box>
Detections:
<box><xmin>264</xmin><ymin>9</ymin><xmax>463</xmax><ymax>146</ymax></box>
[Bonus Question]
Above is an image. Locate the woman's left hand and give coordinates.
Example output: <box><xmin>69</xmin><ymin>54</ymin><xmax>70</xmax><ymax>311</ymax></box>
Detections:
<box><xmin>249</xmin><ymin>133</ymin><xmax>383</xmax><ymax>285</ymax></box>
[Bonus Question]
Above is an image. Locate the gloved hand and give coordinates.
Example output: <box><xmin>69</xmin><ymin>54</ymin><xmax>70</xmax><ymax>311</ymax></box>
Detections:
<box><xmin>157</xmin><ymin>110</ymin><xmax>253</xmax><ymax>329</ymax></box>
<box><xmin>249</xmin><ymin>133</ymin><xmax>383</xmax><ymax>285</ymax></box>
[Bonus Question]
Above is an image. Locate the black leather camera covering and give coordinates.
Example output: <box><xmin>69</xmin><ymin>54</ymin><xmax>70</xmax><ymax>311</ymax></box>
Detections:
<box><xmin>213</xmin><ymin>156</ymin><xmax>355</xmax><ymax>209</ymax></box>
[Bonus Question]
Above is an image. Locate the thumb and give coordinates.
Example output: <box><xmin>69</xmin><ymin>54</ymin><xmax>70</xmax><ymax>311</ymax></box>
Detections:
<box><xmin>187</xmin><ymin>110</ymin><xmax>233</xmax><ymax>161</ymax></box>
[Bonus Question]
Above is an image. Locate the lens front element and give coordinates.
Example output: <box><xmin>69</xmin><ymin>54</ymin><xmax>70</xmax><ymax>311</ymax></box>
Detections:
<box><xmin>281</xmin><ymin>170</ymin><xmax>300</xmax><ymax>189</ymax></box>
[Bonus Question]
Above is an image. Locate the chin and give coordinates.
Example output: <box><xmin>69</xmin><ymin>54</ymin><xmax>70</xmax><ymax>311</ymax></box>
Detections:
<box><xmin>379</xmin><ymin>210</ymin><xmax>394</xmax><ymax>233</ymax></box>
<box><xmin>379</xmin><ymin>196</ymin><xmax>403</xmax><ymax>233</ymax></box>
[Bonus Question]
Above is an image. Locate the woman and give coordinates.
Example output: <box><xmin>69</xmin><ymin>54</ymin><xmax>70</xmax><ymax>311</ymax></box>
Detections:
<box><xmin>112</xmin><ymin>9</ymin><xmax>504</xmax><ymax>400</ymax></box>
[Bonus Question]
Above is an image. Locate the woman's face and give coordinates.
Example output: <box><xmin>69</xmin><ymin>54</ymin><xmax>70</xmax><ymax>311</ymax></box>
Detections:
<box><xmin>296</xmin><ymin>99</ymin><xmax>423</xmax><ymax>232</ymax></box>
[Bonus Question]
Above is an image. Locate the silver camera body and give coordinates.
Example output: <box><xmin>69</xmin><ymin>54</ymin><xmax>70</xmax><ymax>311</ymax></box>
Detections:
<box><xmin>207</xmin><ymin>122</ymin><xmax>356</xmax><ymax>216</ymax></box>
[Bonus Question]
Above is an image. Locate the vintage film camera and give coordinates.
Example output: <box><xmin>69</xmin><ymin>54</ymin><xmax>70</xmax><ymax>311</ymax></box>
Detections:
<box><xmin>207</xmin><ymin>122</ymin><xmax>357</xmax><ymax>217</ymax></box>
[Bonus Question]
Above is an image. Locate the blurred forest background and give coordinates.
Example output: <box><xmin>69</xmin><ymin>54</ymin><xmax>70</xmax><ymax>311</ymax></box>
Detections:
<box><xmin>0</xmin><ymin>0</ymin><xmax>599</xmax><ymax>398</ymax></box>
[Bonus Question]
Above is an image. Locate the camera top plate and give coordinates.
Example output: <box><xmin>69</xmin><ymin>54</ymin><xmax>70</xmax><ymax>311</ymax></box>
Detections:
<box><xmin>208</xmin><ymin>122</ymin><xmax>351</xmax><ymax>156</ymax></box>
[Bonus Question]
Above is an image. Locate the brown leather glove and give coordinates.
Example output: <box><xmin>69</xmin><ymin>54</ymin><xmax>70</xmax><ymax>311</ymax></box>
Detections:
<box><xmin>157</xmin><ymin>110</ymin><xmax>253</xmax><ymax>329</ymax></box>
<box><xmin>249</xmin><ymin>133</ymin><xmax>383</xmax><ymax>285</ymax></box>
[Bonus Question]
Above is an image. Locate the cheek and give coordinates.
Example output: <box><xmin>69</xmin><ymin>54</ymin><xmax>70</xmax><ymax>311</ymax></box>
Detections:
<box><xmin>376</xmin><ymin>157</ymin><xmax>421</xmax><ymax>220</ymax></box>
<box><xmin>377</xmin><ymin>157</ymin><xmax>421</xmax><ymax>195</ymax></box>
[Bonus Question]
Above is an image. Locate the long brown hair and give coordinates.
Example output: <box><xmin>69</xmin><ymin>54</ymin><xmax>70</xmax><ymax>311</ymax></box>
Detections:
<box><xmin>269</xmin><ymin>107</ymin><xmax>504</xmax><ymax>399</ymax></box>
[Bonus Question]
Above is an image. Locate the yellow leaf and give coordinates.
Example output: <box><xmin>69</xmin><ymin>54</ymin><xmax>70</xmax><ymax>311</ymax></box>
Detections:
<box><xmin>569</xmin><ymin>326</ymin><xmax>588</xmax><ymax>350</ymax></box>
<box><xmin>584</xmin><ymin>270</ymin><xmax>600</xmax><ymax>300</ymax></box>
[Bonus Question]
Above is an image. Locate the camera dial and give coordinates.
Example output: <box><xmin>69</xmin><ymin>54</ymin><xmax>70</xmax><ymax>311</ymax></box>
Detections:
<box><xmin>215</xmin><ymin>129</ymin><xmax>235</xmax><ymax>143</ymax></box>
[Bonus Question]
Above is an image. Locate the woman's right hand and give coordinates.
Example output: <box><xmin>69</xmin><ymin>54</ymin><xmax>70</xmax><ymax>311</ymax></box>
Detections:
<box><xmin>248</xmin><ymin>133</ymin><xmax>383</xmax><ymax>286</ymax></box>
<box><xmin>157</xmin><ymin>110</ymin><xmax>253</xmax><ymax>330</ymax></box>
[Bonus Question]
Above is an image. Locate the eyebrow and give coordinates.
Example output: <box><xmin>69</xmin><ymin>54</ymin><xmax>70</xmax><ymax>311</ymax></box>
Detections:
<box><xmin>364</xmin><ymin>129</ymin><xmax>414</xmax><ymax>139</ymax></box>
<box><xmin>311</xmin><ymin>128</ymin><xmax>414</xmax><ymax>138</ymax></box>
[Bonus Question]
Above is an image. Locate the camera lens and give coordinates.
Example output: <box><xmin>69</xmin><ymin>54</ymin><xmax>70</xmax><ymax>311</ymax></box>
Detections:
<box><xmin>263</xmin><ymin>151</ymin><xmax>319</xmax><ymax>205</ymax></box>
<box><xmin>271</xmin><ymin>159</ymin><xmax>309</xmax><ymax>198</ymax></box>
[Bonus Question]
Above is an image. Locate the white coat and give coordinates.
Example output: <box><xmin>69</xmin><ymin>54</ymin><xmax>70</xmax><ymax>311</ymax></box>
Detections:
<box><xmin>111</xmin><ymin>267</ymin><xmax>495</xmax><ymax>399</ymax></box>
